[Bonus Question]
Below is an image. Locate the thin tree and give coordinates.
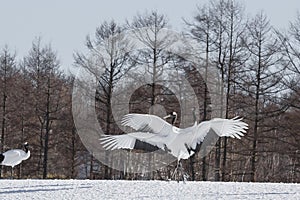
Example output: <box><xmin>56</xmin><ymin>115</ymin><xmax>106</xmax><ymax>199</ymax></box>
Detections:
<box><xmin>187</xmin><ymin>0</ymin><xmax>247</xmax><ymax>181</ymax></box>
<box><xmin>0</xmin><ymin>46</ymin><xmax>18</xmax><ymax>178</ymax></box>
<box><xmin>23</xmin><ymin>37</ymin><xmax>63</xmax><ymax>178</ymax></box>
<box><xmin>127</xmin><ymin>11</ymin><xmax>174</xmax><ymax>180</ymax></box>
<box><xmin>185</xmin><ymin>5</ymin><xmax>215</xmax><ymax>181</ymax></box>
<box><xmin>241</xmin><ymin>12</ymin><xmax>284</xmax><ymax>181</ymax></box>
<box><xmin>276</xmin><ymin>12</ymin><xmax>300</xmax><ymax>110</ymax></box>
<box><xmin>74</xmin><ymin>20</ymin><xmax>134</xmax><ymax>179</ymax></box>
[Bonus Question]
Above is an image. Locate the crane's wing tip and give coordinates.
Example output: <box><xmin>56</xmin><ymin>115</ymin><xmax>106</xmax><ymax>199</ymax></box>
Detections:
<box><xmin>99</xmin><ymin>136</ymin><xmax>109</xmax><ymax>140</ymax></box>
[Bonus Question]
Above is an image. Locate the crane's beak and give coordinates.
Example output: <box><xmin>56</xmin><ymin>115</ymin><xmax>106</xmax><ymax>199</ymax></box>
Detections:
<box><xmin>163</xmin><ymin>114</ymin><xmax>171</xmax><ymax>119</ymax></box>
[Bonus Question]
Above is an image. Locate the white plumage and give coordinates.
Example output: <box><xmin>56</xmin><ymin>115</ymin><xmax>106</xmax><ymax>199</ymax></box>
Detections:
<box><xmin>0</xmin><ymin>142</ymin><xmax>30</xmax><ymax>177</ymax></box>
<box><xmin>100</xmin><ymin>113</ymin><xmax>248</xmax><ymax>160</ymax></box>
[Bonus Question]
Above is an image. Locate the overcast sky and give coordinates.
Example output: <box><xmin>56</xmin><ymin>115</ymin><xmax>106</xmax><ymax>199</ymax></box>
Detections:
<box><xmin>1</xmin><ymin>0</ymin><xmax>300</xmax><ymax>71</ymax></box>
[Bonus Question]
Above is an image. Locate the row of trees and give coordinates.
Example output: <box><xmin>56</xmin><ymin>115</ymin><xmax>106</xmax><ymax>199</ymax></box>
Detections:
<box><xmin>0</xmin><ymin>0</ymin><xmax>299</xmax><ymax>182</ymax></box>
<box><xmin>0</xmin><ymin>39</ymin><xmax>85</xmax><ymax>179</ymax></box>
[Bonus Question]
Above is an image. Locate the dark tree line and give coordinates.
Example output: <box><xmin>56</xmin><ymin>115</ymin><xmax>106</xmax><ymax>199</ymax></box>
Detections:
<box><xmin>0</xmin><ymin>38</ymin><xmax>84</xmax><ymax>179</ymax></box>
<box><xmin>0</xmin><ymin>0</ymin><xmax>299</xmax><ymax>182</ymax></box>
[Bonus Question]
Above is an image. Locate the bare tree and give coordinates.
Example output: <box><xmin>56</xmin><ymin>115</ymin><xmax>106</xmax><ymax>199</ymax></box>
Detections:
<box><xmin>126</xmin><ymin>11</ymin><xmax>175</xmax><ymax>180</ymax></box>
<box><xmin>187</xmin><ymin>0</ymin><xmax>247</xmax><ymax>181</ymax></box>
<box><xmin>23</xmin><ymin>37</ymin><xmax>64</xmax><ymax>178</ymax></box>
<box><xmin>273</xmin><ymin>11</ymin><xmax>300</xmax><ymax>183</ymax></box>
<box><xmin>127</xmin><ymin>11</ymin><xmax>171</xmax><ymax>112</ymax></box>
<box><xmin>0</xmin><ymin>46</ymin><xmax>18</xmax><ymax>177</ymax></box>
<box><xmin>74</xmin><ymin>20</ymin><xmax>135</xmax><ymax>179</ymax></box>
<box><xmin>276</xmin><ymin>12</ymin><xmax>300</xmax><ymax>110</ymax></box>
<box><xmin>240</xmin><ymin>12</ymin><xmax>286</xmax><ymax>182</ymax></box>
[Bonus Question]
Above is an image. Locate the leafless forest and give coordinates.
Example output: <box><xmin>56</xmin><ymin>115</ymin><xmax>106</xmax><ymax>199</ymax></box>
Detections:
<box><xmin>0</xmin><ymin>0</ymin><xmax>299</xmax><ymax>182</ymax></box>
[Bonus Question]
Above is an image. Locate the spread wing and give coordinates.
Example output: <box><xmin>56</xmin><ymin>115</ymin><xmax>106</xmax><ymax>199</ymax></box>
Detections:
<box><xmin>121</xmin><ymin>113</ymin><xmax>175</xmax><ymax>136</ymax></box>
<box><xmin>100</xmin><ymin>132</ymin><xmax>166</xmax><ymax>150</ymax></box>
<box><xmin>100</xmin><ymin>113</ymin><xmax>176</xmax><ymax>151</ymax></box>
<box><xmin>183</xmin><ymin>117</ymin><xmax>248</xmax><ymax>150</ymax></box>
<box><xmin>208</xmin><ymin>117</ymin><xmax>248</xmax><ymax>138</ymax></box>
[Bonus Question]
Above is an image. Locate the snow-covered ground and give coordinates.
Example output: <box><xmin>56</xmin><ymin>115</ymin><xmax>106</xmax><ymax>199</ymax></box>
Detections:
<box><xmin>0</xmin><ymin>179</ymin><xmax>299</xmax><ymax>200</ymax></box>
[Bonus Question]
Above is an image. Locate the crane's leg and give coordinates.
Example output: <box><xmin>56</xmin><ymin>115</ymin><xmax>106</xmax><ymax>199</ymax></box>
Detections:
<box><xmin>171</xmin><ymin>160</ymin><xmax>180</xmax><ymax>181</ymax></box>
<box><xmin>11</xmin><ymin>167</ymin><xmax>13</xmax><ymax>179</ymax></box>
<box><xmin>178</xmin><ymin>161</ymin><xmax>189</xmax><ymax>183</ymax></box>
<box><xmin>170</xmin><ymin>160</ymin><xmax>189</xmax><ymax>182</ymax></box>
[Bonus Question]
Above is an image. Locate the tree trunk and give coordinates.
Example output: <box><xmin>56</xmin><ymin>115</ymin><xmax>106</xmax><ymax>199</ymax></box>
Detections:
<box><xmin>0</xmin><ymin>80</ymin><xmax>7</xmax><ymax>178</ymax></box>
<box><xmin>250</xmin><ymin>39</ymin><xmax>262</xmax><ymax>182</ymax></box>
<box><xmin>42</xmin><ymin>77</ymin><xmax>51</xmax><ymax>179</ymax></box>
<box><xmin>90</xmin><ymin>153</ymin><xmax>94</xmax><ymax>179</ymax></box>
<box><xmin>215</xmin><ymin>139</ymin><xmax>221</xmax><ymax>181</ymax></box>
<box><xmin>71</xmin><ymin>126</ymin><xmax>76</xmax><ymax>179</ymax></box>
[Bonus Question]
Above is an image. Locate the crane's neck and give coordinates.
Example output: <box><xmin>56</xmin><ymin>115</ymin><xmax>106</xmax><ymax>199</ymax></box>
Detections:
<box><xmin>24</xmin><ymin>145</ymin><xmax>29</xmax><ymax>153</ymax></box>
<box><xmin>171</xmin><ymin>113</ymin><xmax>177</xmax><ymax>125</ymax></box>
<box><xmin>192</xmin><ymin>108</ymin><xmax>197</xmax><ymax>123</ymax></box>
<box><xmin>24</xmin><ymin>150</ymin><xmax>30</xmax><ymax>160</ymax></box>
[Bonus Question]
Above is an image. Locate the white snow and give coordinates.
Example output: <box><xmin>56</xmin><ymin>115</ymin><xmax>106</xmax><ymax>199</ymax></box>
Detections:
<box><xmin>0</xmin><ymin>179</ymin><xmax>299</xmax><ymax>200</ymax></box>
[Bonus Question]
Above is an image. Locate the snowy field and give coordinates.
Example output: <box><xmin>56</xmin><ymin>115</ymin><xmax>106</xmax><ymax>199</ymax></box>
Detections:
<box><xmin>0</xmin><ymin>179</ymin><xmax>299</xmax><ymax>200</ymax></box>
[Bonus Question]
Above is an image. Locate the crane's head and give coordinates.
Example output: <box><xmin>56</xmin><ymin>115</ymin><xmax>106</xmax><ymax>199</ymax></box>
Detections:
<box><xmin>163</xmin><ymin>112</ymin><xmax>178</xmax><ymax>125</ymax></box>
<box><xmin>23</xmin><ymin>142</ymin><xmax>29</xmax><ymax>153</ymax></box>
<box><xmin>163</xmin><ymin>112</ymin><xmax>177</xmax><ymax>118</ymax></box>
